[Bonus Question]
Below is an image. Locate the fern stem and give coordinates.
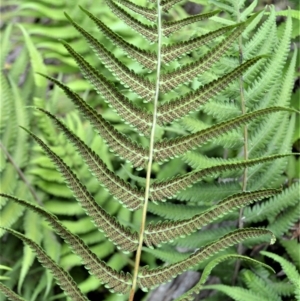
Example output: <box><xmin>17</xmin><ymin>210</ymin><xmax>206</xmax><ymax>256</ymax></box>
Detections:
<box><xmin>129</xmin><ymin>2</ymin><xmax>162</xmax><ymax>300</ymax></box>
<box><xmin>232</xmin><ymin>6</ymin><xmax>248</xmax><ymax>285</ymax></box>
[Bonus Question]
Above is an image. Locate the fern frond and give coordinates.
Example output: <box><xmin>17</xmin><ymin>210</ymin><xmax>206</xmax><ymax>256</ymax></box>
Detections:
<box><xmin>160</xmin><ymin>23</ymin><xmax>244</xmax><ymax>93</ymax></box>
<box><xmin>162</xmin><ymin>10</ymin><xmax>221</xmax><ymax>36</ymax></box>
<box><xmin>0</xmin><ymin>72</ymin><xmax>11</xmax><ymax>136</ymax></box>
<box><xmin>261</xmin><ymin>251</ymin><xmax>300</xmax><ymax>301</ymax></box>
<box><xmin>242</xmin><ymin>270</ymin><xmax>281</xmax><ymax>301</ymax></box>
<box><xmin>0</xmin><ymin>282</ymin><xmax>26</xmax><ymax>301</ymax></box>
<box><xmin>248</xmin><ymin>48</ymin><xmax>297</xmax><ymax>159</ymax></box>
<box><xmin>2</xmin><ymin>192</ymin><xmax>137</xmax><ymax>254</ymax></box>
<box><xmin>208</xmin><ymin>1</ymin><xmax>234</xmax><ymax>14</ymax></box>
<box><xmin>203</xmin><ymin>284</ymin><xmax>266</xmax><ymax>301</ymax></box>
<box><xmin>138</xmin><ymin>228</ymin><xmax>275</xmax><ymax>291</ymax></box>
<box><xmin>40</xmin><ymin>74</ymin><xmax>150</xmax><ymax>138</ymax></box>
<box><xmin>115</xmin><ymin>0</ymin><xmax>157</xmax><ymax>21</ymax></box>
<box><xmin>79</xmin><ymin>6</ymin><xmax>157</xmax><ymax>70</ymax></box>
<box><xmin>177</xmin><ymin>182</ymin><xmax>241</xmax><ymax>204</ymax></box>
<box><xmin>281</xmin><ymin>239</ymin><xmax>300</xmax><ymax>270</ymax></box>
<box><xmin>246</xmin><ymin>9</ymin><xmax>292</xmax><ymax>104</ymax></box>
<box><xmin>267</xmin><ymin>203</ymin><xmax>300</xmax><ymax>238</ymax></box>
<box><xmin>144</xmin><ymin>189</ymin><xmax>279</xmax><ymax>247</ymax></box>
<box><xmin>19</xmin><ymin>209</ymin><xmax>43</xmax><ymax>292</ymax></box>
<box><xmin>0</xmin><ymin>197</ymin><xmax>132</xmax><ymax>294</ymax></box>
<box><xmin>21</xmin><ymin>125</ymin><xmax>143</xmax><ymax>213</ymax></box>
<box><xmin>154</xmin><ymin>107</ymin><xmax>294</xmax><ymax>163</ymax></box>
<box><xmin>63</xmin><ymin>16</ymin><xmax>155</xmax><ymax>102</ymax></box>
<box><xmin>150</xmin><ymin>154</ymin><xmax>291</xmax><ymax>202</ymax></box>
<box><xmin>147</xmin><ymin>202</ymin><xmax>205</xmax><ymax>220</ymax></box>
<box><xmin>244</xmin><ymin>9</ymin><xmax>276</xmax><ymax>59</ymax></box>
<box><xmin>105</xmin><ymin>0</ymin><xmax>157</xmax><ymax>42</ymax></box>
<box><xmin>157</xmin><ymin>56</ymin><xmax>263</xmax><ymax>124</ymax></box>
<box><xmin>161</xmin><ymin>24</ymin><xmax>239</xmax><ymax>65</ymax></box>
<box><xmin>177</xmin><ymin>254</ymin><xmax>274</xmax><ymax>301</ymax></box>
<box><xmin>35</xmin><ymin>81</ymin><xmax>149</xmax><ymax>168</ymax></box>
<box><xmin>1</xmin><ymin>227</ymin><xmax>89</xmax><ymax>301</ymax></box>
<box><xmin>245</xmin><ymin>182</ymin><xmax>299</xmax><ymax>223</ymax></box>
<box><xmin>266</xmin><ymin>281</ymin><xmax>295</xmax><ymax>298</ymax></box>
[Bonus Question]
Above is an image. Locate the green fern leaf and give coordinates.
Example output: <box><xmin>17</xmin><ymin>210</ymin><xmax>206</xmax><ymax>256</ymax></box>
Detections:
<box><xmin>63</xmin><ymin>16</ymin><xmax>155</xmax><ymax>102</ymax></box>
<box><xmin>0</xmin><ymin>196</ymin><xmax>132</xmax><ymax>294</ymax></box>
<box><xmin>34</xmin><ymin>108</ymin><xmax>145</xmax><ymax>209</ymax></box>
<box><xmin>41</xmin><ymin>73</ymin><xmax>151</xmax><ymax>137</ymax></box>
<box><xmin>1</xmin><ymin>227</ymin><xmax>89</xmax><ymax>301</ymax></box>
<box><xmin>105</xmin><ymin>0</ymin><xmax>157</xmax><ymax>42</ymax></box>
<box><xmin>160</xmin><ymin>23</ymin><xmax>244</xmax><ymax>93</ymax></box>
<box><xmin>177</xmin><ymin>254</ymin><xmax>275</xmax><ymax>301</ymax></box>
<box><xmin>79</xmin><ymin>6</ymin><xmax>157</xmax><ymax>70</ymax></box>
<box><xmin>242</xmin><ymin>270</ymin><xmax>281</xmax><ymax>301</ymax></box>
<box><xmin>154</xmin><ymin>107</ymin><xmax>294</xmax><ymax>163</ymax></box>
<box><xmin>144</xmin><ymin>189</ymin><xmax>279</xmax><ymax>247</ymax></box>
<box><xmin>245</xmin><ymin>182</ymin><xmax>299</xmax><ymax>223</ymax></box>
<box><xmin>157</xmin><ymin>56</ymin><xmax>263</xmax><ymax>124</ymax></box>
<box><xmin>36</xmin><ymin>81</ymin><xmax>149</xmax><ymax>168</ymax></box>
<box><xmin>246</xmin><ymin>9</ymin><xmax>292</xmax><ymax>103</ymax></box>
<box><xmin>24</xmin><ymin>115</ymin><xmax>144</xmax><ymax>211</ymax></box>
<box><xmin>161</xmin><ymin>23</ymin><xmax>240</xmax><ymax>65</ymax></box>
<box><xmin>244</xmin><ymin>9</ymin><xmax>276</xmax><ymax>59</ymax></box>
<box><xmin>204</xmin><ymin>284</ymin><xmax>268</xmax><ymax>301</ymax></box>
<box><xmin>267</xmin><ymin>203</ymin><xmax>300</xmax><ymax>238</ymax></box>
<box><xmin>18</xmin><ymin>24</ymin><xmax>47</xmax><ymax>90</ymax></box>
<box><xmin>29</xmin><ymin>124</ymin><xmax>143</xmax><ymax>207</ymax></box>
<box><xmin>115</xmin><ymin>0</ymin><xmax>157</xmax><ymax>21</ymax></box>
<box><xmin>18</xmin><ymin>210</ymin><xmax>43</xmax><ymax>292</ymax></box>
<box><xmin>18</xmin><ymin>129</ymin><xmax>140</xmax><ymax>250</ymax></box>
<box><xmin>0</xmin><ymin>72</ymin><xmax>12</xmax><ymax>138</ymax></box>
<box><xmin>0</xmin><ymin>23</ymin><xmax>12</xmax><ymax>68</ymax></box>
<box><xmin>162</xmin><ymin>10</ymin><xmax>221</xmax><ymax>36</ymax></box>
<box><xmin>138</xmin><ymin>228</ymin><xmax>275</xmax><ymax>291</ymax></box>
<box><xmin>209</xmin><ymin>1</ymin><xmax>234</xmax><ymax>14</ymax></box>
<box><xmin>1</xmin><ymin>191</ymin><xmax>137</xmax><ymax>253</ymax></box>
<box><xmin>150</xmin><ymin>154</ymin><xmax>291</xmax><ymax>202</ymax></box>
<box><xmin>281</xmin><ymin>239</ymin><xmax>300</xmax><ymax>270</ymax></box>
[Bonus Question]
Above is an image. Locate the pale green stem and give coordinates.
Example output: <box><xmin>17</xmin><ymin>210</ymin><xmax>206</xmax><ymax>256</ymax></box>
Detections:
<box><xmin>128</xmin><ymin>2</ymin><xmax>162</xmax><ymax>300</ymax></box>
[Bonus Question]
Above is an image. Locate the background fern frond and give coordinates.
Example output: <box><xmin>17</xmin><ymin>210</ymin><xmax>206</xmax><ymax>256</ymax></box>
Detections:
<box><xmin>1</xmin><ymin>227</ymin><xmax>89</xmax><ymax>301</ymax></box>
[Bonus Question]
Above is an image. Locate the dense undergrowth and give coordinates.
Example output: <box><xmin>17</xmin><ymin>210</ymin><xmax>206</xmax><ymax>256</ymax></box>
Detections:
<box><xmin>0</xmin><ymin>0</ymin><xmax>299</xmax><ymax>300</ymax></box>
